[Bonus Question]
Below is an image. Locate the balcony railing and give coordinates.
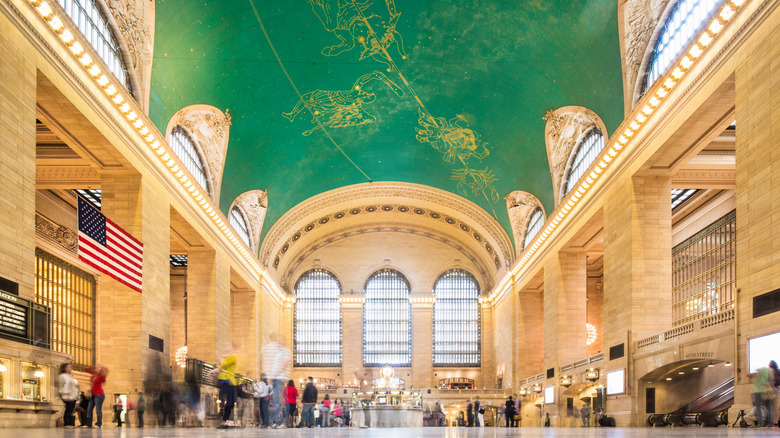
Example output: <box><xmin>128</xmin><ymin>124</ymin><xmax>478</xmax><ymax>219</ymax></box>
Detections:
<box><xmin>636</xmin><ymin>308</ymin><xmax>734</xmax><ymax>350</ymax></box>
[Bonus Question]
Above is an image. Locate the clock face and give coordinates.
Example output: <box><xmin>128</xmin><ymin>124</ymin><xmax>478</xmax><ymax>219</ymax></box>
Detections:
<box><xmin>381</xmin><ymin>366</ymin><xmax>394</xmax><ymax>379</ymax></box>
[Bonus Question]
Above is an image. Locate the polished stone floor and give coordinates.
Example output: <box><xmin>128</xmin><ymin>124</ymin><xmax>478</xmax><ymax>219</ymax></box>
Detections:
<box><xmin>8</xmin><ymin>427</ymin><xmax>780</xmax><ymax>437</ymax></box>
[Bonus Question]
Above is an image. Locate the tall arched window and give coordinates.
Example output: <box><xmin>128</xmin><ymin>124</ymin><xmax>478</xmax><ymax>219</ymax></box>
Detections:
<box><xmin>363</xmin><ymin>269</ymin><xmax>411</xmax><ymax>367</ymax></box>
<box><xmin>229</xmin><ymin>207</ymin><xmax>251</xmax><ymax>249</ymax></box>
<box><xmin>169</xmin><ymin>126</ymin><xmax>211</xmax><ymax>197</ymax></box>
<box><xmin>641</xmin><ymin>0</ymin><xmax>721</xmax><ymax>94</ymax></box>
<box><xmin>564</xmin><ymin>128</ymin><xmax>605</xmax><ymax>195</ymax></box>
<box><xmin>433</xmin><ymin>270</ymin><xmax>480</xmax><ymax>367</ymax></box>
<box><xmin>56</xmin><ymin>0</ymin><xmax>133</xmax><ymax>93</ymax></box>
<box><xmin>294</xmin><ymin>269</ymin><xmax>342</xmax><ymax>367</ymax></box>
<box><xmin>523</xmin><ymin>207</ymin><xmax>545</xmax><ymax>250</ymax></box>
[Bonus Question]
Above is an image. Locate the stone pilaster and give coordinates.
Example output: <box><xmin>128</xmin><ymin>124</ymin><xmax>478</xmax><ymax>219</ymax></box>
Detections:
<box><xmin>602</xmin><ymin>174</ymin><xmax>672</xmax><ymax>425</ymax></box>
<box><xmin>517</xmin><ymin>291</ymin><xmax>544</xmax><ymax>378</ymax></box>
<box><xmin>231</xmin><ymin>288</ymin><xmax>260</xmax><ymax>378</ymax></box>
<box><xmin>732</xmin><ymin>4</ymin><xmax>780</xmax><ymax>418</ymax></box>
<box><xmin>340</xmin><ymin>300</ymin><xmax>363</xmax><ymax>385</ymax></box>
<box><xmin>411</xmin><ymin>298</ymin><xmax>433</xmax><ymax>388</ymax></box>
<box><xmin>186</xmin><ymin>249</ymin><xmax>230</xmax><ymax>364</ymax></box>
<box><xmin>0</xmin><ymin>22</ymin><xmax>36</xmax><ymax>300</ymax></box>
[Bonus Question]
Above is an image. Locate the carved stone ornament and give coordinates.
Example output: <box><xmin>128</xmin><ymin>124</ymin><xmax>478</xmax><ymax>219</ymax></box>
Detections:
<box><xmin>230</xmin><ymin>189</ymin><xmax>268</xmax><ymax>253</ymax></box>
<box><xmin>105</xmin><ymin>0</ymin><xmax>154</xmax><ymax>108</ymax></box>
<box><xmin>621</xmin><ymin>0</ymin><xmax>669</xmax><ymax>102</ymax></box>
<box><xmin>504</xmin><ymin>191</ymin><xmax>544</xmax><ymax>255</ymax></box>
<box><xmin>36</xmin><ymin>214</ymin><xmax>78</xmax><ymax>254</ymax></box>
<box><xmin>168</xmin><ymin>105</ymin><xmax>232</xmax><ymax>204</ymax></box>
<box><xmin>543</xmin><ymin>106</ymin><xmax>604</xmax><ymax>205</ymax></box>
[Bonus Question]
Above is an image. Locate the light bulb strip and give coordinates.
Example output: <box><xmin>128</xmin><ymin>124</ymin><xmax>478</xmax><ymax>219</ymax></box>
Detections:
<box><xmin>487</xmin><ymin>0</ymin><xmax>746</xmax><ymax>305</ymax></box>
<box><xmin>27</xmin><ymin>0</ymin><xmax>288</xmax><ymax>303</ymax></box>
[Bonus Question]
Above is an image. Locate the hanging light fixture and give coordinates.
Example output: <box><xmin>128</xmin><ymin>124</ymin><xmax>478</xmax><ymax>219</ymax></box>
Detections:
<box><xmin>0</xmin><ymin>364</ymin><xmax>7</xmax><ymax>372</ymax></box>
<box><xmin>586</xmin><ymin>323</ymin><xmax>597</xmax><ymax>346</ymax></box>
<box><xmin>175</xmin><ymin>346</ymin><xmax>188</xmax><ymax>368</ymax></box>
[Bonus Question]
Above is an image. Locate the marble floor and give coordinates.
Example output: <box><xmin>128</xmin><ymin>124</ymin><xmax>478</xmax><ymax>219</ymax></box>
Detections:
<box><xmin>8</xmin><ymin>427</ymin><xmax>780</xmax><ymax>437</ymax></box>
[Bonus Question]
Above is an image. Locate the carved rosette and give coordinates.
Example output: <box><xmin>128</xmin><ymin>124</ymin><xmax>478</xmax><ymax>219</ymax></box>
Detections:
<box><xmin>620</xmin><ymin>0</ymin><xmax>669</xmax><ymax>105</ymax></box>
<box><xmin>229</xmin><ymin>190</ymin><xmax>268</xmax><ymax>253</ymax></box>
<box><xmin>166</xmin><ymin>105</ymin><xmax>232</xmax><ymax>204</ymax></box>
<box><xmin>543</xmin><ymin>106</ymin><xmax>606</xmax><ymax>205</ymax></box>
<box><xmin>504</xmin><ymin>191</ymin><xmax>545</xmax><ymax>254</ymax></box>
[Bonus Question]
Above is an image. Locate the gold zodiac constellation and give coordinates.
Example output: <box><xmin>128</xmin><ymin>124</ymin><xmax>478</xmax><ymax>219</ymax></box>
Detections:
<box><xmin>283</xmin><ymin>71</ymin><xmax>404</xmax><ymax>136</ymax></box>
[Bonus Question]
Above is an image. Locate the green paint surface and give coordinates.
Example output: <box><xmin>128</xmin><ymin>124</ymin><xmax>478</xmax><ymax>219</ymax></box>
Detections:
<box><xmin>149</xmin><ymin>0</ymin><xmax>624</xmax><ymax>250</ymax></box>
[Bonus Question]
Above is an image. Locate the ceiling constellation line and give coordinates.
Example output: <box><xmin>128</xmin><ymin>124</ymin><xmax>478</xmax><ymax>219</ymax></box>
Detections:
<box><xmin>247</xmin><ymin>0</ymin><xmax>373</xmax><ymax>183</ymax></box>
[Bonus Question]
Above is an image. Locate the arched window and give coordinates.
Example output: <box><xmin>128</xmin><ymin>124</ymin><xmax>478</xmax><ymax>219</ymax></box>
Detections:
<box><xmin>363</xmin><ymin>269</ymin><xmax>411</xmax><ymax>367</ymax></box>
<box><xmin>169</xmin><ymin>126</ymin><xmax>211</xmax><ymax>197</ymax></box>
<box><xmin>564</xmin><ymin>128</ymin><xmax>605</xmax><ymax>195</ymax></box>
<box><xmin>523</xmin><ymin>207</ymin><xmax>545</xmax><ymax>250</ymax></box>
<box><xmin>641</xmin><ymin>0</ymin><xmax>721</xmax><ymax>94</ymax></box>
<box><xmin>229</xmin><ymin>207</ymin><xmax>251</xmax><ymax>249</ymax></box>
<box><xmin>433</xmin><ymin>270</ymin><xmax>480</xmax><ymax>367</ymax></box>
<box><xmin>294</xmin><ymin>269</ymin><xmax>342</xmax><ymax>367</ymax></box>
<box><xmin>57</xmin><ymin>0</ymin><xmax>133</xmax><ymax>93</ymax></box>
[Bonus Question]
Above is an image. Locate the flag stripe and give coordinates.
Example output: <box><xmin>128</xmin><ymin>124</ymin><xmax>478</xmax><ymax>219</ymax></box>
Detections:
<box><xmin>104</xmin><ymin>234</ymin><xmax>143</xmax><ymax>268</ymax></box>
<box><xmin>79</xmin><ymin>245</ymin><xmax>142</xmax><ymax>290</ymax></box>
<box><xmin>79</xmin><ymin>258</ymin><xmax>142</xmax><ymax>293</ymax></box>
<box><xmin>79</xmin><ymin>236</ymin><xmax>143</xmax><ymax>286</ymax></box>
<box><xmin>106</xmin><ymin>219</ymin><xmax>143</xmax><ymax>252</ymax></box>
<box><xmin>79</xmin><ymin>235</ymin><xmax>143</xmax><ymax>278</ymax></box>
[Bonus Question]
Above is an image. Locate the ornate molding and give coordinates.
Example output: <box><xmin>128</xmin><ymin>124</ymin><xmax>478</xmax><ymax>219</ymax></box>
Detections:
<box><xmin>620</xmin><ymin>0</ymin><xmax>670</xmax><ymax>106</ymax></box>
<box><xmin>229</xmin><ymin>189</ymin><xmax>268</xmax><ymax>253</ymax></box>
<box><xmin>504</xmin><ymin>191</ymin><xmax>545</xmax><ymax>255</ymax></box>
<box><xmin>543</xmin><ymin>106</ymin><xmax>605</xmax><ymax>205</ymax></box>
<box><xmin>261</xmin><ymin>182</ymin><xmax>514</xmax><ymax>278</ymax></box>
<box><xmin>279</xmin><ymin>224</ymin><xmax>494</xmax><ymax>291</ymax></box>
<box><xmin>104</xmin><ymin>0</ymin><xmax>153</xmax><ymax>109</ymax></box>
<box><xmin>36</xmin><ymin>214</ymin><xmax>78</xmax><ymax>255</ymax></box>
<box><xmin>167</xmin><ymin>105</ymin><xmax>232</xmax><ymax>204</ymax></box>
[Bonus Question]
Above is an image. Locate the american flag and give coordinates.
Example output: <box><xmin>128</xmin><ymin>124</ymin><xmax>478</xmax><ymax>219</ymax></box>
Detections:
<box><xmin>78</xmin><ymin>197</ymin><xmax>143</xmax><ymax>293</ymax></box>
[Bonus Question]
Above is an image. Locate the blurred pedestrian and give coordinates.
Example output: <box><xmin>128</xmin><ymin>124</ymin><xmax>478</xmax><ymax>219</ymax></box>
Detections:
<box><xmin>505</xmin><ymin>396</ymin><xmax>515</xmax><ymax>427</ymax></box>
<box><xmin>137</xmin><ymin>392</ymin><xmax>146</xmax><ymax>428</ymax></box>
<box><xmin>85</xmin><ymin>365</ymin><xmax>108</xmax><ymax>428</ymax></box>
<box><xmin>253</xmin><ymin>374</ymin><xmax>272</xmax><ymax>427</ymax></box>
<box><xmin>215</xmin><ymin>349</ymin><xmax>238</xmax><ymax>429</ymax></box>
<box><xmin>58</xmin><ymin>363</ymin><xmax>79</xmax><ymax>428</ymax></box>
<box><xmin>261</xmin><ymin>335</ymin><xmax>292</xmax><ymax>427</ymax></box>
<box><xmin>284</xmin><ymin>379</ymin><xmax>299</xmax><ymax>428</ymax></box>
<box><xmin>76</xmin><ymin>391</ymin><xmax>89</xmax><ymax>427</ymax></box>
<box><xmin>299</xmin><ymin>377</ymin><xmax>318</xmax><ymax>428</ymax></box>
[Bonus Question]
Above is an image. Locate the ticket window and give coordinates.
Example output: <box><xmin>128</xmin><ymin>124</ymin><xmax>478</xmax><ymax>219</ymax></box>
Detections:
<box><xmin>0</xmin><ymin>358</ymin><xmax>8</xmax><ymax>399</ymax></box>
<box><xmin>21</xmin><ymin>363</ymin><xmax>47</xmax><ymax>402</ymax></box>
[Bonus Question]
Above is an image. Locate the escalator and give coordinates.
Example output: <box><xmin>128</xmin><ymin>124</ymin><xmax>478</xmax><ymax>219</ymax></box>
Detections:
<box><xmin>648</xmin><ymin>378</ymin><xmax>733</xmax><ymax>427</ymax></box>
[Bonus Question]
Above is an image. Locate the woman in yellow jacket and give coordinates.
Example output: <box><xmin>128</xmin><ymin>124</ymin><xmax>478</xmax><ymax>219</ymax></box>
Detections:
<box><xmin>216</xmin><ymin>353</ymin><xmax>238</xmax><ymax>429</ymax></box>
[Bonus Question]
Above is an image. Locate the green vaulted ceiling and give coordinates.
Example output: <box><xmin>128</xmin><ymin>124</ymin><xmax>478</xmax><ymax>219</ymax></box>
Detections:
<box><xmin>149</xmin><ymin>0</ymin><xmax>624</xmax><ymax>249</ymax></box>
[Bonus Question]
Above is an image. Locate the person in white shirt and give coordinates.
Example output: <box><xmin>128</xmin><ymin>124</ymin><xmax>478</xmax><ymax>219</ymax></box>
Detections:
<box><xmin>261</xmin><ymin>335</ymin><xmax>291</xmax><ymax>427</ymax></box>
<box><xmin>253</xmin><ymin>373</ymin><xmax>273</xmax><ymax>427</ymax></box>
<box><xmin>58</xmin><ymin>363</ymin><xmax>79</xmax><ymax>428</ymax></box>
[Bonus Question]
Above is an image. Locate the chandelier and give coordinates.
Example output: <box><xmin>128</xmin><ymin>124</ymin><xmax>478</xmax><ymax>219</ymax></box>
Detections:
<box><xmin>175</xmin><ymin>346</ymin><xmax>188</xmax><ymax>368</ymax></box>
<box><xmin>586</xmin><ymin>323</ymin><xmax>597</xmax><ymax>345</ymax></box>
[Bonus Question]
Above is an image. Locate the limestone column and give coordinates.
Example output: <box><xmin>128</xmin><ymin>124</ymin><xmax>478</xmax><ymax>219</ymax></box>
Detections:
<box><xmin>480</xmin><ymin>301</ymin><xmax>495</xmax><ymax>389</ymax></box>
<box><xmin>231</xmin><ymin>287</ymin><xmax>260</xmax><ymax>378</ymax></box>
<box><xmin>517</xmin><ymin>291</ymin><xmax>544</xmax><ymax>379</ymax></box>
<box><xmin>340</xmin><ymin>298</ymin><xmax>363</xmax><ymax>386</ymax></box>
<box><xmin>98</xmin><ymin>174</ymin><xmax>171</xmax><ymax>395</ymax></box>
<box><xmin>602</xmin><ymin>174</ymin><xmax>672</xmax><ymax>426</ymax></box>
<box><xmin>732</xmin><ymin>7</ymin><xmax>780</xmax><ymax>418</ymax></box>
<box><xmin>543</xmin><ymin>251</ymin><xmax>587</xmax><ymax>425</ymax></box>
<box><xmin>186</xmin><ymin>249</ymin><xmax>231</xmax><ymax>364</ymax></box>
<box><xmin>0</xmin><ymin>27</ymin><xmax>36</xmax><ymax>301</ymax></box>
<box><xmin>411</xmin><ymin>296</ymin><xmax>433</xmax><ymax>388</ymax></box>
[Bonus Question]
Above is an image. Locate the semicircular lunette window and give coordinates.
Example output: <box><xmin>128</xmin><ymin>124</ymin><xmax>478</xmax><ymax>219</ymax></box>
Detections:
<box><xmin>433</xmin><ymin>269</ymin><xmax>480</xmax><ymax>367</ymax></box>
<box><xmin>56</xmin><ymin>0</ymin><xmax>132</xmax><ymax>93</ymax></box>
<box><xmin>523</xmin><ymin>207</ymin><xmax>545</xmax><ymax>251</ymax></box>
<box><xmin>294</xmin><ymin>269</ymin><xmax>342</xmax><ymax>367</ymax></box>
<box><xmin>641</xmin><ymin>0</ymin><xmax>721</xmax><ymax>95</ymax></box>
<box><xmin>363</xmin><ymin>269</ymin><xmax>411</xmax><ymax>367</ymax></box>
<box><xmin>169</xmin><ymin>126</ymin><xmax>211</xmax><ymax>197</ymax></box>
<box><xmin>564</xmin><ymin>128</ymin><xmax>605</xmax><ymax>195</ymax></box>
<box><xmin>229</xmin><ymin>207</ymin><xmax>251</xmax><ymax>249</ymax></box>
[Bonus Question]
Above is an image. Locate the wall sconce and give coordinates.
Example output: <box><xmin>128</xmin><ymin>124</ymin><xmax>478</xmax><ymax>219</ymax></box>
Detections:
<box><xmin>560</xmin><ymin>375</ymin><xmax>572</xmax><ymax>387</ymax></box>
<box><xmin>585</xmin><ymin>368</ymin><xmax>600</xmax><ymax>381</ymax></box>
<box><xmin>519</xmin><ymin>387</ymin><xmax>528</xmax><ymax>396</ymax></box>
<box><xmin>532</xmin><ymin>383</ymin><xmax>542</xmax><ymax>393</ymax></box>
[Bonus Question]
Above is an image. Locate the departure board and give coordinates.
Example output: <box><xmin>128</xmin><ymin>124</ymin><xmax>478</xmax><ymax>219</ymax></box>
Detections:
<box><xmin>0</xmin><ymin>292</ymin><xmax>28</xmax><ymax>338</ymax></box>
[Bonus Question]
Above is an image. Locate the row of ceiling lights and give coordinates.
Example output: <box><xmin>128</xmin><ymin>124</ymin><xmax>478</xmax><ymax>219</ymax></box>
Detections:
<box><xmin>488</xmin><ymin>0</ymin><xmax>747</xmax><ymax>305</ymax></box>
<box><xmin>27</xmin><ymin>0</ymin><xmax>288</xmax><ymax>304</ymax></box>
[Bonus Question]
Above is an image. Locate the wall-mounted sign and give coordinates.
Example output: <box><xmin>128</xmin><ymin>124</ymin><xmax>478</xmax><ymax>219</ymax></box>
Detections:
<box><xmin>585</xmin><ymin>369</ymin><xmax>600</xmax><ymax>381</ymax></box>
<box><xmin>0</xmin><ymin>292</ymin><xmax>49</xmax><ymax>348</ymax></box>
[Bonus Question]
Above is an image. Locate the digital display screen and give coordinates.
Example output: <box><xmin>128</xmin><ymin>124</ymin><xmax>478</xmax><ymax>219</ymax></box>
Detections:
<box><xmin>0</xmin><ymin>295</ymin><xmax>27</xmax><ymax>338</ymax></box>
<box><xmin>606</xmin><ymin>369</ymin><xmax>625</xmax><ymax>395</ymax></box>
<box><xmin>544</xmin><ymin>386</ymin><xmax>555</xmax><ymax>404</ymax></box>
<box><xmin>749</xmin><ymin>332</ymin><xmax>780</xmax><ymax>373</ymax></box>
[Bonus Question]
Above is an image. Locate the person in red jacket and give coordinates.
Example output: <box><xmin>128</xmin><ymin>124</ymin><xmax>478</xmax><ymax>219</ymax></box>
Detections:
<box><xmin>85</xmin><ymin>365</ymin><xmax>108</xmax><ymax>428</ymax></box>
<box><xmin>283</xmin><ymin>380</ymin><xmax>299</xmax><ymax>428</ymax></box>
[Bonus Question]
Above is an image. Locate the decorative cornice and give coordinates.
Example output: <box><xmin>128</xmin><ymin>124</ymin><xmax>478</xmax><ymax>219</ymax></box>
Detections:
<box><xmin>35</xmin><ymin>213</ymin><xmax>78</xmax><ymax>254</ymax></box>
